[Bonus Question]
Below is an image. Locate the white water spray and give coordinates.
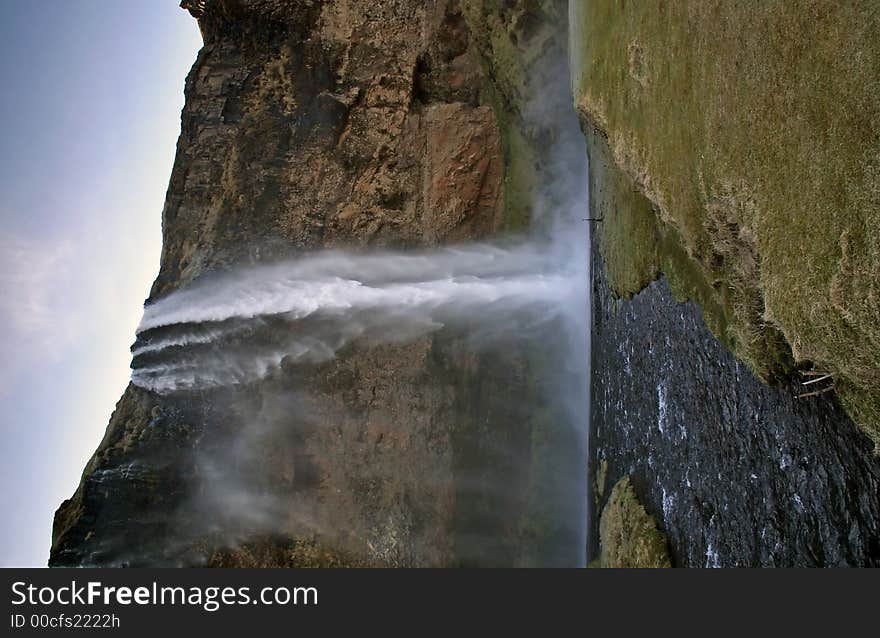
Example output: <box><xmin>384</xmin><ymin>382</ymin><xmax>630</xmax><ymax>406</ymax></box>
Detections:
<box><xmin>131</xmin><ymin>240</ymin><xmax>584</xmax><ymax>393</ymax></box>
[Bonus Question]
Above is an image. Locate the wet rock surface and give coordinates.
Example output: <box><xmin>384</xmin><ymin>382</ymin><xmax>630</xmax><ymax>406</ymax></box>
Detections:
<box><xmin>589</xmin><ymin>234</ymin><xmax>880</xmax><ymax>566</ymax></box>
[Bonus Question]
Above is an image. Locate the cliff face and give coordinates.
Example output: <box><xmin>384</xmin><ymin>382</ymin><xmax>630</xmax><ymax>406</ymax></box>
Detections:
<box><xmin>155</xmin><ymin>0</ymin><xmax>505</xmax><ymax>296</ymax></box>
<box><xmin>51</xmin><ymin>0</ymin><xmax>584</xmax><ymax>567</ymax></box>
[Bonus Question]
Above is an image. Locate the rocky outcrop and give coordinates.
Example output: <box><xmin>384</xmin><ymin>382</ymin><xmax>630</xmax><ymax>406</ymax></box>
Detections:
<box><xmin>592</xmin><ymin>476</ymin><xmax>670</xmax><ymax>569</ymax></box>
<box><xmin>51</xmin><ymin>0</ymin><xmax>584</xmax><ymax>567</ymax></box>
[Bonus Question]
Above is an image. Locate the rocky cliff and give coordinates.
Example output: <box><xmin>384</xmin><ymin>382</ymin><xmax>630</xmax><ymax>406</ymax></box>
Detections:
<box><xmin>51</xmin><ymin>0</ymin><xmax>586</xmax><ymax>567</ymax></box>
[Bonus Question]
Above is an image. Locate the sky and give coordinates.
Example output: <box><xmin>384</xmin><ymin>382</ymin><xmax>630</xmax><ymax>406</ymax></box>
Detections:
<box><xmin>0</xmin><ymin>2</ymin><xmax>202</xmax><ymax>566</ymax></box>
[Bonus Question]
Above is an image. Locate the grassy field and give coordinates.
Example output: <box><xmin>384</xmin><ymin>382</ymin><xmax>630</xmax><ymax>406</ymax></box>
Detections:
<box><xmin>573</xmin><ymin>1</ymin><xmax>880</xmax><ymax>447</ymax></box>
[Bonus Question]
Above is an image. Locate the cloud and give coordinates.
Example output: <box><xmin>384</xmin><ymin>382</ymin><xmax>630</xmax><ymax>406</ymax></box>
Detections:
<box><xmin>0</xmin><ymin>231</ymin><xmax>77</xmax><ymax>380</ymax></box>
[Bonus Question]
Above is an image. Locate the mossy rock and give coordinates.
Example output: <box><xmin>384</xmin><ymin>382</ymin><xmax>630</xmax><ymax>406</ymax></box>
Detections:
<box><xmin>594</xmin><ymin>476</ymin><xmax>671</xmax><ymax>568</ymax></box>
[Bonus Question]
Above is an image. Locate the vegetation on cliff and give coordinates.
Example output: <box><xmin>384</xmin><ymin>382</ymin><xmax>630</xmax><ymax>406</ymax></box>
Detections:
<box><xmin>462</xmin><ymin>0</ymin><xmax>573</xmax><ymax>232</ymax></box>
<box><xmin>573</xmin><ymin>1</ymin><xmax>880</xmax><ymax>446</ymax></box>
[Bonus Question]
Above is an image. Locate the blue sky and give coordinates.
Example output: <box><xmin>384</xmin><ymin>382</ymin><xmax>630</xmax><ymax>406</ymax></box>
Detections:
<box><xmin>0</xmin><ymin>2</ymin><xmax>202</xmax><ymax>566</ymax></box>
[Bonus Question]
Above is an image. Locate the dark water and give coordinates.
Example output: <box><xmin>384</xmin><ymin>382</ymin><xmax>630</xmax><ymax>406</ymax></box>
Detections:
<box><xmin>586</xmin><ymin>139</ymin><xmax>880</xmax><ymax>567</ymax></box>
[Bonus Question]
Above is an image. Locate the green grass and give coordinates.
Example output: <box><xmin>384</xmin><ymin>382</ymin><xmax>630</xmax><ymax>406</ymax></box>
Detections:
<box><xmin>483</xmin><ymin>79</ymin><xmax>540</xmax><ymax>232</ymax></box>
<box><xmin>574</xmin><ymin>1</ymin><xmax>880</xmax><ymax>447</ymax></box>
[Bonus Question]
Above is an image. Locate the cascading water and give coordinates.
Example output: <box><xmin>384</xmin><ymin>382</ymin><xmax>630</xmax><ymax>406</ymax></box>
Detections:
<box><xmin>131</xmin><ymin>242</ymin><xmax>581</xmax><ymax>393</ymax></box>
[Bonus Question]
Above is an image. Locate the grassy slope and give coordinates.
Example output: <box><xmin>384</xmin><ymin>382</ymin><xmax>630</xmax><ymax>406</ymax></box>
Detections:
<box><xmin>573</xmin><ymin>1</ymin><xmax>880</xmax><ymax>447</ymax></box>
